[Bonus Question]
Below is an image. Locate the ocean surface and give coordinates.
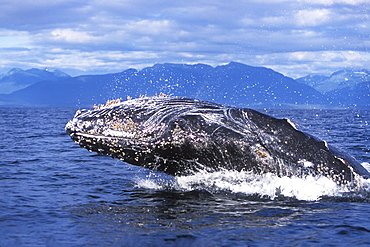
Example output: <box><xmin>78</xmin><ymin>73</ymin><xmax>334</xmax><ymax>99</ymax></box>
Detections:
<box><xmin>1</xmin><ymin>107</ymin><xmax>370</xmax><ymax>246</ymax></box>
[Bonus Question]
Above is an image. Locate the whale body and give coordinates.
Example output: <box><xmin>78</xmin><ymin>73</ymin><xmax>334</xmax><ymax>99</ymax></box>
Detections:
<box><xmin>65</xmin><ymin>96</ymin><xmax>369</xmax><ymax>186</ymax></box>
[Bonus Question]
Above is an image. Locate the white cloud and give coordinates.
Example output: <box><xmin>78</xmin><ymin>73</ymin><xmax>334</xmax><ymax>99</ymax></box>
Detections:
<box><xmin>297</xmin><ymin>0</ymin><xmax>369</xmax><ymax>5</ymax></box>
<box><xmin>294</xmin><ymin>9</ymin><xmax>332</xmax><ymax>27</ymax></box>
<box><xmin>255</xmin><ymin>50</ymin><xmax>370</xmax><ymax>78</ymax></box>
<box><xmin>41</xmin><ymin>49</ymin><xmax>161</xmax><ymax>73</ymax></box>
<box><xmin>123</xmin><ymin>19</ymin><xmax>174</xmax><ymax>36</ymax></box>
<box><xmin>50</xmin><ymin>29</ymin><xmax>96</xmax><ymax>43</ymax></box>
<box><xmin>0</xmin><ymin>0</ymin><xmax>369</xmax><ymax>77</ymax></box>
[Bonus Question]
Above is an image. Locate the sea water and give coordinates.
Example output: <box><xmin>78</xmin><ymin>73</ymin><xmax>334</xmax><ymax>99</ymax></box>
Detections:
<box><xmin>0</xmin><ymin>108</ymin><xmax>369</xmax><ymax>246</ymax></box>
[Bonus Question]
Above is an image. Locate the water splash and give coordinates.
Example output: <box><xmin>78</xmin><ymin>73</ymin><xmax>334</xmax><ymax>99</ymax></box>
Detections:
<box><xmin>362</xmin><ymin>162</ymin><xmax>370</xmax><ymax>172</ymax></box>
<box><xmin>135</xmin><ymin>168</ymin><xmax>370</xmax><ymax>201</ymax></box>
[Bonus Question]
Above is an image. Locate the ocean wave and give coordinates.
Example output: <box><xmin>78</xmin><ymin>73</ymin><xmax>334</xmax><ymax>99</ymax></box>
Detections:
<box><xmin>135</xmin><ymin>170</ymin><xmax>370</xmax><ymax>201</ymax></box>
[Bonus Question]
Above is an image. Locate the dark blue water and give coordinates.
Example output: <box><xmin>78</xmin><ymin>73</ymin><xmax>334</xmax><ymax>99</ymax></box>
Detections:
<box><xmin>1</xmin><ymin>108</ymin><xmax>370</xmax><ymax>246</ymax></box>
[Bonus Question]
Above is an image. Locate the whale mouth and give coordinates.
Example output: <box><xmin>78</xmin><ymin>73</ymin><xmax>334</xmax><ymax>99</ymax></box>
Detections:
<box><xmin>67</xmin><ymin>128</ymin><xmax>153</xmax><ymax>166</ymax></box>
<box><xmin>68</xmin><ymin>130</ymin><xmax>138</xmax><ymax>140</ymax></box>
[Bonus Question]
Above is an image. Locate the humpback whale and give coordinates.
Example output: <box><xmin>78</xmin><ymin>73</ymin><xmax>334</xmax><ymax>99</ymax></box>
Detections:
<box><xmin>65</xmin><ymin>96</ymin><xmax>369</xmax><ymax>186</ymax></box>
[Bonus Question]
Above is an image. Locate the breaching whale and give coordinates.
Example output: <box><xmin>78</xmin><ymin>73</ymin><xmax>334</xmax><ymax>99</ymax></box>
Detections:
<box><xmin>65</xmin><ymin>96</ymin><xmax>369</xmax><ymax>186</ymax></box>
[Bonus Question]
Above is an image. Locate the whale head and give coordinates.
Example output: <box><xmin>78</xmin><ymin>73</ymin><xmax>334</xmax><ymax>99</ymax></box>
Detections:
<box><xmin>65</xmin><ymin>96</ymin><xmax>237</xmax><ymax>175</ymax></box>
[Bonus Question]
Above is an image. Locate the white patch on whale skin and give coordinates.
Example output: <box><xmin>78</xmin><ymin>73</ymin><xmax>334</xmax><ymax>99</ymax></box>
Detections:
<box><xmin>284</xmin><ymin>118</ymin><xmax>298</xmax><ymax>130</ymax></box>
<box><xmin>102</xmin><ymin>129</ymin><xmax>136</xmax><ymax>139</ymax></box>
<box><xmin>73</xmin><ymin>132</ymin><xmax>111</xmax><ymax>139</ymax></box>
<box><xmin>298</xmin><ymin>159</ymin><xmax>315</xmax><ymax>168</ymax></box>
<box><xmin>323</xmin><ymin>140</ymin><xmax>328</xmax><ymax>148</ymax></box>
<box><xmin>65</xmin><ymin>119</ymin><xmax>75</xmax><ymax>132</ymax></box>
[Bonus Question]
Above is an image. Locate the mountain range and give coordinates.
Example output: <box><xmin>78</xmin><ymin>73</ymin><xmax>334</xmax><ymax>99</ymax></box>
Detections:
<box><xmin>0</xmin><ymin>62</ymin><xmax>368</xmax><ymax>109</ymax></box>
<box><xmin>296</xmin><ymin>69</ymin><xmax>370</xmax><ymax>109</ymax></box>
<box><xmin>0</xmin><ymin>68</ymin><xmax>71</xmax><ymax>94</ymax></box>
<box><xmin>296</xmin><ymin>69</ymin><xmax>370</xmax><ymax>93</ymax></box>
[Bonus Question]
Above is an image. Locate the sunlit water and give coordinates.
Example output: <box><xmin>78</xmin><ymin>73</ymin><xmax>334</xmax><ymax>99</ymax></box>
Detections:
<box><xmin>1</xmin><ymin>108</ymin><xmax>369</xmax><ymax>246</ymax></box>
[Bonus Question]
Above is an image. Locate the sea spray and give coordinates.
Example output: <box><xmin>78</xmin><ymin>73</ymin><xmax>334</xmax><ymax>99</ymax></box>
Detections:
<box><xmin>135</xmin><ymin>169</ymin><xmax>369</xmax><ymax>201</ymax></box>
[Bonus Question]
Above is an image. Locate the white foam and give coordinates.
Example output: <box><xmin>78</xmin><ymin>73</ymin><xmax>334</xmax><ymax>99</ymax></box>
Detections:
<box><xmin>175</xmin><ymin>171</ymin><xmax>351</xmax><ymax>201</ymax></box>
<box><xmin>135</xmin><ymin>178</ymin><xmax>164</xmax><ymax>190</ymax></box>
<box><xmin>134</xmin><ymin>169</ymin><xmax>370</xmax><ymax>201</ymax></box>
<box><xmin>362</xmin><ymin>162</ymin><xmax>370</xmax><ymax>172</ymax></box>
<box><xmin>135</xmin><ymin>172</ymin><xmax>176</xmax><ymax>190</ymax></box>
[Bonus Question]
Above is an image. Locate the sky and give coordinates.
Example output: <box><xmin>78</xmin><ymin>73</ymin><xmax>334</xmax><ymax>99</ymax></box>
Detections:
<box><xmin>0</xmin><ymin>0</ymin><xmax>369</xmax><ymax>78</ymax></box>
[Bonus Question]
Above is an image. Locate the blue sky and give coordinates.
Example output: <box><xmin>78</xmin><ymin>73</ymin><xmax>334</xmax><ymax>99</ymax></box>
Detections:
<box><xmin>0</xmin><ymin>0</ymin><xmax>369</xmax><ymax>78</ymax></box>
